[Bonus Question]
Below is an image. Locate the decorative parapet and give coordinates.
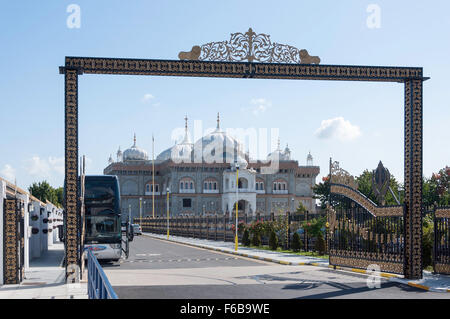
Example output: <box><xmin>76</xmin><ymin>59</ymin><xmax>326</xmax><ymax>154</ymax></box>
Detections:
<box><xmin>179</xmin><ymin>28</ymin><xmax>321</xmax><ymax>64</ymax></box>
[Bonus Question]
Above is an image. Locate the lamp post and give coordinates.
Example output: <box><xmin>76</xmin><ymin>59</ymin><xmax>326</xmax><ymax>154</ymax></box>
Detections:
<box><xmin>139</xmin><ymin>197</ymin><xmax>142</xmax><ymax>225</ymax></box>
<box><xmin>166</xmin><ymin>187</ymin><xmax>170</xmax><ymax>239</ymax></box>
<box><xmin>235</xmin><ymin>161</ymin><xmax>239</xmax><ymax>252</ymax></box>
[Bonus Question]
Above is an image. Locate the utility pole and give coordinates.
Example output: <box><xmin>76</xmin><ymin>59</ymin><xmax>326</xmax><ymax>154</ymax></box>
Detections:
<box><xmin>235</xmin><ymin>161</ymin><xmax>239</xmax><ymax>251</ymax></box>
<box><xmin>139</xmin><ymin>197</ymin><xmax>142</xmax><ymax>225</ymax></box>
<box><xmin>152</xmin><ymin>134</ymin><xmax>155</xmax><ymax>219</ymax></box>
<box><xmin>166</xmin><ymin>187</ymin><xmax>170</xmax><ymax>239</ymax></box>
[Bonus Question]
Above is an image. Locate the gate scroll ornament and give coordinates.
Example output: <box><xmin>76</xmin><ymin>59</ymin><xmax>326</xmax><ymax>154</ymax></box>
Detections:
<box><xmin>178</xmin><ymin>28</ymin><xmax>321</xmax><ymax>64</ymax></box>
<box><xmin>61</xmin><ymin>28</ymin><xmax>427</xmax><ymax>280</ymax></box>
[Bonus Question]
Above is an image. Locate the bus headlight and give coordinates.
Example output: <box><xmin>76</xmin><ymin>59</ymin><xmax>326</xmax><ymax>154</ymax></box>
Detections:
<box><xmin>111</xmin><ymin>244</ymin><xmax>121</xmax><ymax>249</ymax></box>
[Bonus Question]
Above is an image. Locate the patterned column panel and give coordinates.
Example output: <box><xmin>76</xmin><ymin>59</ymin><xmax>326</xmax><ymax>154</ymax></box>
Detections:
<box><xmin>404</xmin><ymin>80</ymin><xmax>423</xmax><ymax>279</ymax></box>
<box><xmin>3</xmin><ymin>199</ymin><xmax>18</xmax><ymax>284</ymax></box>
<box><xmin>64</xmin><ymin>68</ymin><xmax>80</xmax><ymax>279</ymax></box>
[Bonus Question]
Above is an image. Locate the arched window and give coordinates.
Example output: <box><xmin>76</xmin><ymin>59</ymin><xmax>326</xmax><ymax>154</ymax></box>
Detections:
<box><xmin>204</xmin><ymin>178</ymin><xmax>219</xmax><ymax>193</ymax></box>
<box><xmin>145</xmin><ymin>182</ymin><xmax>160</xmax><ymax>194</ymax></box>
<box><xmin>273</xmin><ymin>179</ymin><xmax>288</xmax><ymax>193</ymax></box>
<box><xmin>180</xmin><ymin>177</ymin><xmax>195</xmax><ymax>193</ymax></box>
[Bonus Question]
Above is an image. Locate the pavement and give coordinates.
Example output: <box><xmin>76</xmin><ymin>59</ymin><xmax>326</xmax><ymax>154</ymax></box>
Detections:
<box><xmin>142</xmin><ymin>232</ymin><xmax>450</xmax><ymax>294</ymax></box>
<box><xmin>0</xmin><ymin>242</ymin><xmax>88</xmax><ymax>299</ymax></box>
<box><xmin>103</xmin><ymin>235</ymin><xmax>449</xmax><ymax>299</ymax></box>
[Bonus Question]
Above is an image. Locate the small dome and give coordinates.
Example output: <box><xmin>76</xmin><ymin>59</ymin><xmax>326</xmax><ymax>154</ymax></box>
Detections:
<box><xmin>123</xmin><ymin>134</ymin><xmax>148</xmax><ymax>161</ymax></box>
<box><xmin>267</xmin><ymin>139</ymin><xmax>290</xmax><ymax>161</ymax></box>
<box><xmin>157</xmin><ymin>116</ymin><xmax>193</xmax><ymax>162</ymax></box>
<box><xmin>307</xmin><ymin>151</ymin><xmax>313</xmax><ymax>166</ymax></box>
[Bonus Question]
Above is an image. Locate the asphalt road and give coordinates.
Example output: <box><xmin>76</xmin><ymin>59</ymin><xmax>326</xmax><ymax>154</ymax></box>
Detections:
<box><xmin>102</xmin><ymin>235</ymin><xmax>450</xmax><ymax>299</ymax></box>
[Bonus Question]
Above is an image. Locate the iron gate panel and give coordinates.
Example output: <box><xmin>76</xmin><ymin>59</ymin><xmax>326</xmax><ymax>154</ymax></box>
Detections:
<box><xmin>434</xmin><ymin>207</ymin><xmax>450</xmax><ymax>274</ymax></box>
<box><xmin>328</xmin><ymin>198</ymin><xmax>405</xmax><ymax>274</ymax></box>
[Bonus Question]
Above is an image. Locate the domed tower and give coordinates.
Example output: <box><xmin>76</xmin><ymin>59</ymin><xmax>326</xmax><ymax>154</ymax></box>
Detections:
<box><xmin>116</xmin><ymin>146</ymin><xmax>123</xmax><ymax>162</ymax></box>
<box><xmin>108</xmin><ymin>154</ymin><xmax>114</xmax><ymax>165</ymax></box>
<box><xmin>123</xmin><ymin>133</ymin><xmax>149</xmax><ymax>161</ymax></box>
<box><xmin>307</xmin><ymin>151</ymin><xmax>313</xmax><ymax>166</ymax></box>
<box><xmin>157</xmin><ymin>116</ymin><xmax>193</xmax><ymax>162</ymax></box>
<box><xmin>193</xmin><ymin>112</ymin><xmax>246</xmax><ymax>165</ymax></box>
<box><xmin>267</xmin><ymin>138</ymin><xmax>290</xmax><ymax>161</ymax></box>
<box><xmin>284</xmin><ymin>143</ymin><xmax>291</xmax><ymax>160</ymax></box>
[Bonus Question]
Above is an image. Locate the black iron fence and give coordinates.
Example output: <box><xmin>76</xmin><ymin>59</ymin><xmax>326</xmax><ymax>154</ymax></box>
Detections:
<box><xmin>134</xmin><ymin>211</ymin><xmax>327</xmax><ymax>252</ymax></box>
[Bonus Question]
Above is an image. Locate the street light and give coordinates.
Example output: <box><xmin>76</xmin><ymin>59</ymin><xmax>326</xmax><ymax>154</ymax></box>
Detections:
<box><xmin>235</xmin><ymin>161</ymin><xmax>239</xmax><ymax>252</ymax></box>
<box><xmin>139</xmin><ymin>197</ymin><xmax>143</xmax><ymax>226</ymax></box>
<box><xmin>166</xmin><ymin>187</ymin><xmax>170</xmax><ymax>239</ymax></box>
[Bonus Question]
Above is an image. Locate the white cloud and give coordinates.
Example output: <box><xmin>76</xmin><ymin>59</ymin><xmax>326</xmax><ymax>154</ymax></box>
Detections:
<box><xmin>141</xmin><ymin>93</ymin><xmax>155</xmax><ymax>103</ymax></box>
<box><xmin>25</xmin><ymin>156</ymin><xmax>65</xmax><ymax>180</ymax></box>
<box><xmin>0</xmin><ymin>164</ymin><xmax>15</xmax><ymax>182</ymax></box>
<box><xmin>315</xmin><ymin>117</ymin><xmax>361</xmax><ymax>141</ymax></box>
<box><xmin>242</xmin><ymin>98</ymin><xmax>272</xmax><ymax>116</ymax></box>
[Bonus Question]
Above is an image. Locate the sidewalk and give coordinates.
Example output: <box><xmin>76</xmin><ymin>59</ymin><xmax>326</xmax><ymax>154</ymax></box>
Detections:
<box><xmin>143</xmin><ymin>232</ymin><xmax>450</xmax><ymax>293</ymax></box>
<box><xmin>0</xmin><ymin>242</ymin><xmax>88</xmax><ymax>299</ymax></box>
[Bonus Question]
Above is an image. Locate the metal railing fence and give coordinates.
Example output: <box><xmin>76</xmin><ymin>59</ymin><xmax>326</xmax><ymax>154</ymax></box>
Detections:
<box><xmin>87</xmin><ymin>249</ymin><xmax>118</xmax><ymax>299</ymax></box>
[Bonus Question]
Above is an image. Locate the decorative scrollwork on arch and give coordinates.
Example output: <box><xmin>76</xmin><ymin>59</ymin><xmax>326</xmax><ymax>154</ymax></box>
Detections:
<box><xmin>178</xmin><ymin>28</ymin><xmax>321</xmax><ymax>64</ymax></box>
<box><xmin>330</xmin><ymin>160</ymin><xmax>358</xmax><ymax>190</ymax></box>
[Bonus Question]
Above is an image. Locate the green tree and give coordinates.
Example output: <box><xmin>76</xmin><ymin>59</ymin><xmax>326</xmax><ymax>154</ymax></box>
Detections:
<box><xmin>291</xmin><ymin>232</ymin><xmax>303</xmax><ymax>252</ymax></box>
<box><xmin>314</xmin><ymin>232</ymin><xmax>326</xmax><ymax>255</ymax></box>
<box><xmin>302</xmin><ymin>217</ymin><xmax>326</xmax><ymax>239</ymax></box>
<box><xmin>55</xmin><ymin>187</ymin><xmax>64</xmax><ymax>207</ymax></box>
<box><xmin>312</xmin><ymin>177</ymin><xmax>330</xmax><ymax>209</ymax></box>
<box><xmin>422</xmin><ymin>215</ymin><xmax>434</xmax><ymax>268</ymax></box>
<box><xmin>269</xmin><ymin>231</ymin><xmax>278</xmax><ymax>250</ymax></box>
<box><xmin>295</xmin><ymin>202</ymin><xmax>307</xmax><ymax>215</ymax></box>
<box><xmin>242</xmin><ymin>229</ymin><xmax>250</xmax><ymax>247</ymax></box>
<box><xmin>28</xmin><ymin>181</ymin><xmax>61</xmax><ymax>206</ymax></box>
<box><xmin>251</xmin><ymin>232</ymin><xmax>261</xmax><ymax>247</ymax></box>
<box><xmin>423</xmin><ymin>166</ymin><xmax>450</xmax><ymax>207</ymax></box>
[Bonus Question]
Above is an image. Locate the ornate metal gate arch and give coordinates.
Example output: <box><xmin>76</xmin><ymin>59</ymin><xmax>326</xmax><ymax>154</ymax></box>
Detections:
<box><xmin>60</xmin><ymin>28</ymin><xmax>427</xmax><ymax>280</ymax></box>
<box><xmin>327</xmin><ymin>160</ymin><xmax>405</xmax><ymax>274</ymax></box>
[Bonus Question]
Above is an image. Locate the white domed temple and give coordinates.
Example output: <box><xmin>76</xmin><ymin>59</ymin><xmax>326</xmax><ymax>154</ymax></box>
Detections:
<box><xmin>104</xmin><ymin>114</ymin><xmax>320</xmax><ymax>219</ymax></box>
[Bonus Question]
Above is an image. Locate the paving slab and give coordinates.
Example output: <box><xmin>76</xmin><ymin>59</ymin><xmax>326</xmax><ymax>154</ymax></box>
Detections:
<box><xmin>0</xmin><ymin>242</ymin><xmax>87</xmax><ymax>299</ymax></box>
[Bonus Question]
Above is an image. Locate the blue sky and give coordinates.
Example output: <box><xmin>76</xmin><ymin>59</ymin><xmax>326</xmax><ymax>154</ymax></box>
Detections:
<box><xmin>0</xmin><ymin>1</ymin><xmax>449</xmax><ymax>189</ymax></box>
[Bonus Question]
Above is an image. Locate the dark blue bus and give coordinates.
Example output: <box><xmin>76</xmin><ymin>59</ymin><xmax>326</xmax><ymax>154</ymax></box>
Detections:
<box><xmin>83</xmin><ymin>175</ymin><xmax>122</xmax><ymax>261</ymax></box>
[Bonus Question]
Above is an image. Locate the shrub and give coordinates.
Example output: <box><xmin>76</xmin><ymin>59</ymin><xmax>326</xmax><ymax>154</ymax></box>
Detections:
<box><xmin>242</xmin><ymin>229</ymin><xmax>250</xmax><ymax>247</ymax></box>
<box><xmin>269</xmin><ymin>231</ymin><xmax>278</xmax><ymax>250</ymax></box>
<box><xmin>291</xmin><ymin>232</ymin><xmax>303</xmax><ymax>252</ymax></box>
<box><xmin>315</xmin><ymin>232</ymin><xmax>326</xmax><ymax>255</ymax></box>
<box><xmin>251</xmin><ymin>233</ymin><xmax>261</xmax><ymax>247</ymax></box>
<box><xmin>422</xmin><ymin>215</ymin><xmax>434</xmax><ymax>268</ymax></box>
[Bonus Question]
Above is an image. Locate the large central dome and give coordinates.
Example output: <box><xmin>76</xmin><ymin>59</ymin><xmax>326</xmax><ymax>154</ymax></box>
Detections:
<box><xmin>193</xmin><ymin>113</ymin><xmax>246</xmax><ymax>165</ymax></box>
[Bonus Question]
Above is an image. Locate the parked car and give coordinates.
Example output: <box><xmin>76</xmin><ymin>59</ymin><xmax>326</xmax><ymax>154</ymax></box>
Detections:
<box><xmin>132</xmin><ymin>224</ymin><xmax>142</xmax><ymax>235</ymax></box>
